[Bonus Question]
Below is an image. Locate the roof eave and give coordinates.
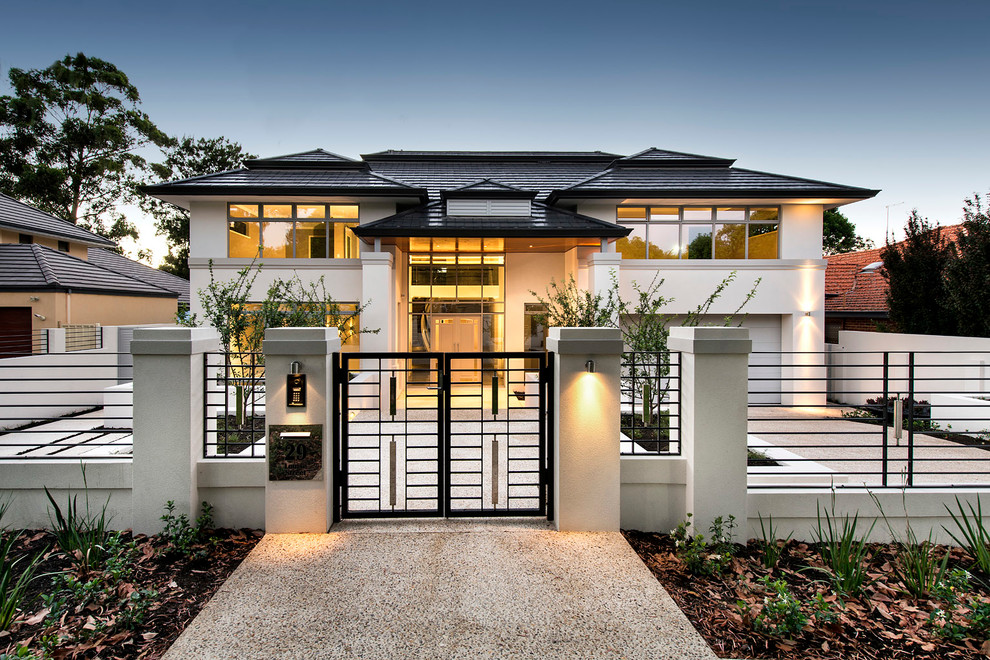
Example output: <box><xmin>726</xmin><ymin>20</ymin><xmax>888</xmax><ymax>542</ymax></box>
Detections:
<box><xmin>139</xmin><ymin>185</ymin><xmax>429</xmax><ymax>201</ymax></box>
<box><xmin>0</xmin><ymin>222</ymin><xmax>116</xmax><ymax>247</ymax></box>
<box><xmin>546</xmin><ymin>188</ymin><xmax>881</xmax><ymax>204</ymax></box>
<box><xmin>352</xmin><ymin>226</ymin><xmax>631</xmax><ymax>239</ymax></box>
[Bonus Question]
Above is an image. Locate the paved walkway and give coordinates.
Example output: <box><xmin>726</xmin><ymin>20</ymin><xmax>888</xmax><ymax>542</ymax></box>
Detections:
<box><xmin>164</xmin><ymin>520</ymin><xmax>716</xmax><ymax>659</ymax></box>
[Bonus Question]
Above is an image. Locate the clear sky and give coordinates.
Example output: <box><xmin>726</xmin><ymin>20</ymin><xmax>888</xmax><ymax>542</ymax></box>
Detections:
<box><xmin>2</xmin><ymin>0</ymin><xmax>988</xmax><ymax>263</ymax></box>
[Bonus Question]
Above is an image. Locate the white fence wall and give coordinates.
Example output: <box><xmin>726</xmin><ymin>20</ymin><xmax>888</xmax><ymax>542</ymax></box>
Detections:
<box><xmin>827</xmin><ymin>330</ymin><xmax>990</xmax><ymax>405</ymax></box>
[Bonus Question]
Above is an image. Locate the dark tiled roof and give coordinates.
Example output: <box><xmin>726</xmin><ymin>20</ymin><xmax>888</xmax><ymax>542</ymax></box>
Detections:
<box><xmin>362</xmin><ymin>150</ymin><xmax>620</xmax><ymax>161</ymax></box>
<box><xmin>245</xmin><ymin>149</ymin><xmax>364</xmax><ymax>169</ymax></box>
<box><xmin>87</xmin><ymin>248</ymin><xmax>190</xmax><ymax>304</ymax></box>
<box><xmin>0</xmin><ymin>193</ymin><xmax>116</xmax><ymax>247</ymax></box>
<box><xmin>616</xmin><ymin>148</ymin><xmax>736</xmax><ymax>167</ymax></box>
<box><xmin>443</xmin><ymin>179</ymin><xmax>537</xmax><ymax>198</ymax></box>
<box><xmin>143</xmin><ymin>147</ymin><xmax>878</xmax><ymax>204</ymax></box>
<box><xmin>0</xmin><ymin>244</ymin><xmax>178</xmax><ymax>298</ymax></box>
<box><xmin>352</xmin><ymin>201</ymin><xmax>631</xmax><ymax>238</ymax></box>
<box><xmin>551</xmin><ymin>166</ymin><xmax>878</xmax><ymax>200</ymax></box>
<box><xmin>142</xmin><ymin>166</ymin><xmax>425</xmax><ymax>197</ymax></box>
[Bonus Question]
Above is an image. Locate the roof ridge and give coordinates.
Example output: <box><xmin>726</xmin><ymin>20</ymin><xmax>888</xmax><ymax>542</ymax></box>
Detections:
<box><xmin>0</xmin><ymin>193</ymin><xmax>115</xmax><ymax>246</ymax></box>
<box><xmin>31</xmin><ymin>244</ymin><xmax>60</xmax><ymax>286</ymax></box>
<box><xmin>364</xmin><ymin>170</ymin><xmax>422</xmax><ymax>189</ymax></box>
<box><xmin>40</xmin><ymin>244</ymin><xmax>175</xmax><ymax>294</ymax></box>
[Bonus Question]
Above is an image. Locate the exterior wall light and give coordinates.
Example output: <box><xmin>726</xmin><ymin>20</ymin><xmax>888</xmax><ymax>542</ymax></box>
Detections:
<box><xmin>287</xmin><ymin>360</ymin><xmax>306</xmax><ymax>407</ymax></box>
<box><xmin>585</xmin><ymin>359</ymin><xmax>595</xmax><ymax>373</ymax></box>
<box><xmin>804</xmin><ymin>311</ymin><xmax>812</xmax><ymax>317</ymax></box>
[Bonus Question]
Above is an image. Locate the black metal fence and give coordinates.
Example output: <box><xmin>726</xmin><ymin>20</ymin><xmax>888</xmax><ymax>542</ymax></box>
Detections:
<box><xmin>748</xmin><ymin>350</ymin><xmax>990</xmax><ymax>488</ymax></box>
<box><xmin>203</xmin><ymin>352</ymin><xmax>266</xmax><ymax>458</ymax></box>
<box><xmin>0</xmin><ymin>351</ymin><xmax>132</xmax><ymax>459</ymax></box>
<box><xmin>621</xmin><ymin>351</ymin><xmax>681</xmax><ymax>455</ymax></box>
<box><xmin>0</xmin><ymin>330</ymin><xmax>49</xmax><ymax>357</ymax></box>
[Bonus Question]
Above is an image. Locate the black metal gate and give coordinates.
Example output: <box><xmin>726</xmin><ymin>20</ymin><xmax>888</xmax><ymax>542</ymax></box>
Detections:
<box><xmin>334</xmin><ymin>351</ymin><xmax>553</xmax><ymax>520</ymax></box>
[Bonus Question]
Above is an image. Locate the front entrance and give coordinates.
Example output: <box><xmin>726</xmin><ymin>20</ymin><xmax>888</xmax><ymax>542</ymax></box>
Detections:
<box><xmin>334</xmin><ymin>351</ymin><xmax>553</xmax><ymax>520</ymax></box>
<box><xmin>433</xmin><ymin>315</ymin><xmax>481</xmax><ymax>381</ymax></box>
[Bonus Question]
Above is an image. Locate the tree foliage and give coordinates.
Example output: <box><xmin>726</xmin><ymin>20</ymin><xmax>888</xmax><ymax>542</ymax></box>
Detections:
<box><xmin>881</xmin><ymin>211</ymin><xmax>957</xmax><ymax>336</ymax></box>
<box><xmin>143</xmin><ymin>137</ymin><xmax>255</xmax><ymax>278</ymax></box>
<box><xmin>824</xmin><ymin>208</ymin><xmax>874</xmax><ymax>255</ymax></box>
<box><xmin>0</xmin><ymin>53</ymin><xmax>173</xmax><ymax>247</ymax></box>
<box><xmin>944</xmin><ymin>194</ymin><xmax>990</xmax><ymax>337</ymax></box>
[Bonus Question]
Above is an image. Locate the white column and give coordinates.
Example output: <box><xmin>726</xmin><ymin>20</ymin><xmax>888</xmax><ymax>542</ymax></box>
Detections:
<box><xmin>781</xmin><ymin>311</ymin><xmax>827</xmax><ymax>406</ymax></box>
<box><xmin>361</xmin><ymin>251</ymin><xmax>395</xmax><ymax>352</ymax></box>
<box><xmin>587</xmin><ymin>252</ymin><xmax>621</xmax><ymax>299</ymax></box>
<box><xmin>130</xmin><ymin>326</ymin><xmax>220</xmax><ymax>534</ymax></box>
<box><xmin>263</xmin><ymin>327</ymin><xmax>340</xmax><ymax>533</ymax></box>
<box><xmin>547</xmin><ymin>327</ymin><xmax>622</xmax><ymax>531</ymax></box>
<box><xmin>669</xmin><ymin>326</ymin><xmax>751</xmax><ymax>534</ymax></box>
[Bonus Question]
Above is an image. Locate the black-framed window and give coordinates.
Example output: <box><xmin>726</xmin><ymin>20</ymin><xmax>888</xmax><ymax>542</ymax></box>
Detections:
<box><xmin>227</xmin><ymin>203</ymin><xmax>360</xmax><ymax>258</ymax></box>
<box><xmin>18</xmin><ymin>234</ymin><xmax>32</xmax><ymax>244</ymax></box>
<box><xmin>57</xmin><ymin>240</ymin><xmax>70</xmax><ymax>252</ymax></box>
<box><xmin>615</xmin><ymin>206</ymin><xmax>779</xmax><ymax>260</ymax></box>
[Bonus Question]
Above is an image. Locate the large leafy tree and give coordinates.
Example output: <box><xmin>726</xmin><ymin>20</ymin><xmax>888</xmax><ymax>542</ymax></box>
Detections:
<box><xmin>142</xmin><ymin>137</ymin><xmax>255</xmax><ymax>278</ymax></box>
<box><xmin>0</xmin><ymin>53</ymin><xmax>173</xmax><ymax>245</ymax></box>
<box><xmin>881</xmin><ymin>211</ymin><xmax>957</xmax><ymax>335</ymax></box>
<box><xmin>823</xmin><ymin>208</ymin><xmax>874</xmax><ymax>255</ymax></box>
<box><xmin>944</xmin><ymin>194</ymin><xmax>990</xmax><ymax>337</ymax></box>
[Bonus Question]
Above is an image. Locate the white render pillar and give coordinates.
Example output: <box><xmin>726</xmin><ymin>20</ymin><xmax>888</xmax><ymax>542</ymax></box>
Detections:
<box><xmin>781</xmin><ymin>311</ymin><xmax>827</xmax><ymax>406</ymax></box>
<box><xmin>669</xmin><ymin>326</ymin><xmax>751</xmax><ymax>535</ymax></box>
<box><xmin>361</xmin><ymin>251</ymin><xmax>395</xmax><ymax>353</ymax></box>
<box><xmin>587</xmin><ymin>252</ymin><xmax>621</xmax><ymax>300</ymax></box>
<box><xmin>130</xmin><ymin>326</ymin><xmax>220</xmax><ymax>534</ymax></box>
<box><xmin>263</xmin><ymin>327</ymin><xmax>339</xmax><ymax>533</ymax></box>
<box><xmin>547</xmin><ymin>327</ymin><xmax>622</xmax><ymax>531</ymax></box>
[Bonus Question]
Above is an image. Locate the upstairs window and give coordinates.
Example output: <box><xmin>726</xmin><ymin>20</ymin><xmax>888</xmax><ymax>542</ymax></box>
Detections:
<box><xmin>227</xmin><ymin>203</ymin><xmax>360</xmax><ymax>259</ymax></box>
<box><xmin>18</xmin><ymin>234</ymin><xmax>32</xmax><ymax>244</ymax></box>
<box><xmin>615</xmin><ymin>206</ymin><xmax>779</xmax><ymax>260</ymax></box>
<box><xmin>57</xmin><ymin>240</ymin><xmax>70</xmax><ymax>252</ymax></box>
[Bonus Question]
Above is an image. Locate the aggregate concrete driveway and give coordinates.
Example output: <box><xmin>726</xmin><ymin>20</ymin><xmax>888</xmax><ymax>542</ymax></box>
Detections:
<box><xmin>163</xmin><ymin>520</ymin><xmax>716</xmax><ymax>660</ymax></box>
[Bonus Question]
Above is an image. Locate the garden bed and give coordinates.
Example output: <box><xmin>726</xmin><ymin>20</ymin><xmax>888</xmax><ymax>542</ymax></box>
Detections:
<box><xmin>1</xmin><ymin>522</ymin><xmax>262</xmax><ymax>659</ymax></box>
<box><xmin>624</xmin><ymin>527</ymin><xmax>990</xmax><ymax>659</ymax></box>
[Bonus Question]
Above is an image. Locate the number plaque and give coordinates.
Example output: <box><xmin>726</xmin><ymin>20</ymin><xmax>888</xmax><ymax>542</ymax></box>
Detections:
<box><xmin>268</xmin><ymin>424</ymin><xmax>322</xmax><ymax>481</ymax></box>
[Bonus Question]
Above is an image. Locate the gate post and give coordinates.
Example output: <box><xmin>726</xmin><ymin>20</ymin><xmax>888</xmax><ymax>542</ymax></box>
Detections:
<box><xmin>669</xmin><ymin>326</ymin><xmax>751</xmax><ymax>535</ymax></box>
<box><xmin>131</xmin><ymin>326</ymin><xmax>220</xmax><ymax>534</ymax></box>
<box><xmin>547</xmin><ymin>327</ymin><xmax>623</xmax><ymax>531</ymax></box>
<box><xmin>263</xmin><ymin>327</ymin><xmax>340</xmax><ymax>533</ymax></box>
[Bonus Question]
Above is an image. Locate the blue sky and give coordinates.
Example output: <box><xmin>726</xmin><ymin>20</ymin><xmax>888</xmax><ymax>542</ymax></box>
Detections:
<box><xmin>2</xmin><ymin>0</ymin><xmax>988</xmax><ymax>261</ymax></box>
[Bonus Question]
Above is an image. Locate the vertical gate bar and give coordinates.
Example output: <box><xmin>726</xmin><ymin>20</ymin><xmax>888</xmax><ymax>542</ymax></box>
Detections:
<box><xmin>389</xmin><ymin>372</ymin><xmax>397</xmax><ymax>417</ymax></box>
<box><xmin>882</xmin><ymin>352</ymin><xmax>889</xmax><ymax>487</ymax></box>
<box><xmin>341</xmin><ymin>354</ymin><xmax>351</xmax><ymax>518</ymax></box>
<box><xmin>203</xmin><ymin>353</ymin><xmax>209</xmax><ymax>459</ymax></box>
<box><xmin>331</xmin><ymin>353</ymin><xmax>341</xmax><ymax>522</ymax></box>
<box><xmin>675</xmin><ymin>352</ymin><xmax>682</xmax><ymax>455</ymax></box>
<box><xmin>492</xmin><ymin>438</ymin><xmax>499</xmax><ymax>506</ymax></box>
<box><xmin>492</xmin><ymin>372</ymin><xmax>498</xmax><ymax>417</ymax></box>
<box><xmin>907</xmin><ymin>352</ymin><xmax>915</xmax><ymax>487</ymax></box>
<box><xmin>389</xmin><ymin>438</ymin><xmax>397</xmax><ymax>507</ymax></box>
<box><xmin>544</xmin><ymin>351</ymin><xmax>554</xmax><ymax>521</ymax></box>
<box><xmin>443</xmin><ymin>354</ymin><xmax>451</xmax><ymax>517</ymax></box>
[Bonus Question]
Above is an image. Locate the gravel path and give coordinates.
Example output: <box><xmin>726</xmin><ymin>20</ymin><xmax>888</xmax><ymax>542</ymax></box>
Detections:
<box><xmin>163</xmin><ymin>520</ymin><xmax>716</xmax><ymax>660</ymax></box>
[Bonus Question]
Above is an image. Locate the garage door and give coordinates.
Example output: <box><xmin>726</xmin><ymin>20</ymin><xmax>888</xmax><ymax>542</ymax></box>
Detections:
<box><xmin>0</xmin><ymin>307</ymin><xmax>33</xmax><ymax>356</ymax></box>
<box><xmin>741</xmin><ymin>315</ymin><xmax>783</xmax><ymax>405</ymax></box>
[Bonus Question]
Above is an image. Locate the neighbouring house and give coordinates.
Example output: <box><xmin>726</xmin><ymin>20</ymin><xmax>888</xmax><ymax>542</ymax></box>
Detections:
<box><xmin>824</xmin><ymin>224</ymin><xmax>963</xmax><ymax>342</ymax></box>
<box><xmin>143</xmin><ymin>147</ymin><xmax>878</xmax><ymax>400</ymax></box>
<box><xmin>0</xmin><ymin>192</ymin><xmax>186</xmax><ymax>352</ymax></box>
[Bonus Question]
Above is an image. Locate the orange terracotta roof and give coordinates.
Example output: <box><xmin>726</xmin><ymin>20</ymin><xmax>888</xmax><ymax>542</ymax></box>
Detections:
<box><xmin>824</xmin><ymin>224</ymin><xmax>963</xmax><ymax>314</ymax></box>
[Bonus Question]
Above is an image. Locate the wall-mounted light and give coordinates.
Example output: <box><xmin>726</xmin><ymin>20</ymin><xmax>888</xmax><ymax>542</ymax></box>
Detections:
<box><xmin>28</xmin><ymin>296</ymin><xmax>39</xmax><ymax>302</ymax></box>
<box><xmin>804</xmin><ymin>311</ymin><xmax>812</xmax><ymax>317</ymax></box>
<box><xmin>585</xmin><ymin>360</ymin><xmax>596</xmax><ymax>373</ymax></box>
<box><xmin>33</xmin><ymin>314</ymin><xmax>46</xmax><ymax>321</ymax></box>
<box><xmin>287</xmin><ymin>360</ymin><xmax>306</xmax><ymax>407</ymax></box>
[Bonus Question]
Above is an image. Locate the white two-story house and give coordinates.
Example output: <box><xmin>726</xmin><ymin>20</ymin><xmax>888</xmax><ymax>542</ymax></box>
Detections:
<box><xmin>144</xmin><ymin>147</ymin><xmax>877</xmax><ymax>400</ymax></box>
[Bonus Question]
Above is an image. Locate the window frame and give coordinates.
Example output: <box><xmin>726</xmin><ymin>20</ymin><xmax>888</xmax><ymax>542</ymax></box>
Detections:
<box><xmin>226</xmin><ymin>202</ymin><xmax>360</xmax><ymax>259</ymax></box>
<box><xmin>615</xmin><ymin>205</ymin><xmax>780</xmax><ymax>260</ymax></box>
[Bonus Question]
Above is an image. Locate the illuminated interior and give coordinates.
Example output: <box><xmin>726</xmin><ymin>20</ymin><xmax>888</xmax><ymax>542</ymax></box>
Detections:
<box><xmin>408</xmin><ymin>239</ymin><xmax>505</xmax><ymax>376</ymax></box>
<box><xmin>615</xmin><ymin>206</ymin><xmax>779</xmax><ymax>260</ymax></box>
<box><xmin>227</xmin><ymin>203</ymin><xmax>359</xmax><ymax>258</ymax></box>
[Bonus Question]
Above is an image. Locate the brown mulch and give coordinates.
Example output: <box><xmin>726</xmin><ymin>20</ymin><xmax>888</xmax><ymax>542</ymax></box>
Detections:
<box><xmin>623</xmin><ymin>529</ymin><xmax>990</xmax><ymax>659</ymax></box>
<box><xmin>1</xmin><ymin>528</ymin><xmax>262</xmax><ymax>659</ymax></box>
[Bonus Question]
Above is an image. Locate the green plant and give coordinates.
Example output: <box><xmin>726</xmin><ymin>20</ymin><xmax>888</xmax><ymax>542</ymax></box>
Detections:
<box><xmin>160</xmin><ymin>500</ymin><xmax>215</xmax><ymax>559</ymax></box>
<box><xmin>811</xmin><ymin>592</ymin><xmax>840</xmax><ymax>625</ymax></box>
<box><xmin>870</xmin><ymin>491</ymin><xmax>950</xmax><ymax>598</ymax></box>
<box><xmin>944</xmin><ymin>495</ymin><xmax>990</xmax><ymax>574</ymax></box>
<box><xmin>118</xmin><ymin>588</ymin><xmax>159</xmax><ymax>630</ymax></box>
<box><xmin>811</xmin><ymin>498</ymin><xmax>876</xmax><ymax>597</ymax></box>
<box><xmin>0</xmin><ymin>530</ymin><xmax>43</xmax><ymax>630</ymax></box>
<box><xmin>756</xmin><ymin>513</ymin><xmax>791</xmax><ymax>570</ymax></box>
<box><xmin>747</xmin><ymin>576</ymin><xmax>808</xmax><ymax>638</ymax></box>
<box><xmin>44</xmin><ymin>470</ymin><xmax>112</xmax><ymax>575</ymax></box>
<box><xmin>0</xmin><ymin>645</ymin><xmax>33</xmax><ymax>659</ymax></box>
<box><xmin>671</xmin><ymin>513</ymin><xmax>736</xmax><ymax>577</ymax></box>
